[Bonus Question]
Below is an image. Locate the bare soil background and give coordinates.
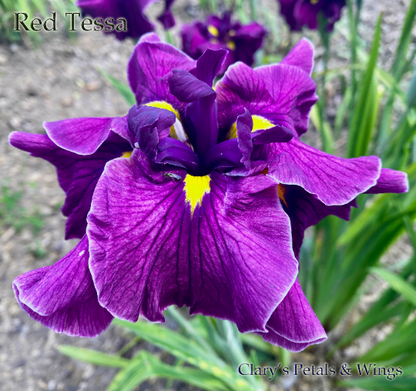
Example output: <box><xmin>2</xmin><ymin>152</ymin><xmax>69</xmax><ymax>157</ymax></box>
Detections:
<box><xmin>0</xmin><ymin>0</ymin><xmax>413</xmax><ymax>390</ymax></box>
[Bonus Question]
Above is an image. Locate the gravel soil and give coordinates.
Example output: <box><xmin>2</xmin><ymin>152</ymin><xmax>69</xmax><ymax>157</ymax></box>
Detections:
<box><xmin>0</xmin><ymin>0</ymin><xmax>413</xmax><ymax>390</ymax></box>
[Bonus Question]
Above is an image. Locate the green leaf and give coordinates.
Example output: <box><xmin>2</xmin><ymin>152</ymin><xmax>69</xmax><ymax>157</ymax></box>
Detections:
<box><xmin>390</xmin><ymin>0</ymin><xmax>416</xmax><ymax>78</ymax></box>
<box><xmin>358</xmin><ymin>318</ymin><xmax>416</xmax><ymax>363</ymax></box>
<box><xmin>310</xmin><ymin>105</ymin><xmax>334</xmax><ymax>154</ymax></box>
<box><xmin>328</xmin><ymin>260</ymin><xmax>414</xmax><ymax>354</ymax></box>
<box><xmin>347</xmin><ymin>15</ymin><xmax>382</xmax><ymax>158</ymax></box>
<box><xmin>113</xmin><ymin>319</ymin><xmax>258</xmax><ymax>391</ymax></box>
<box><xmin>370</xmin><ymin>267</ymin><xmax>416</xmax><ymax>306</ymax></box>
<box><xmin>339</xmin><ymin>375</ymin><xmax>416</xmax><ymax>390</ymax></box>
<box><xmin>58</xmin><ymin>346</ymin><xmax>129</xmax><ymax>368</ymax></box>
<box><xmin>107</xmin><ymin>351</ymin><xmax>228</xmax><ymax>391</ymax></box>
<box><xmin>97</xmin><ymin>68</ymin><xmax>135</xmax><ymax>106</ymax></box>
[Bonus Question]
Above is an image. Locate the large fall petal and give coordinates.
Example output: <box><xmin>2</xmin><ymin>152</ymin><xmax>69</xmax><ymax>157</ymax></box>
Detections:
<box><xmin>87</xmin><ymin>151</ymin><xmax>298</xmax><ymax>333</ymax></box>
<box><xmin>13</xmin><ymin>236</ymin><xmax>113</xmax><ymax>337</ymax></box>
<box><xmin>257</xmin><ymin>279</ymin><xmax>327</xmax><ymax>352</ymax></box>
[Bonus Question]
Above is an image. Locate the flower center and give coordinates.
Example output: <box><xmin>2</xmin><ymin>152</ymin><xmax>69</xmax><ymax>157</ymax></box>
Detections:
<box><xmin>208</xmin><ymin>25</ymin><xmax>219</xmax><ymax>37</ymax></box>
<box><xmin>226</xmin><ymin>41</ymin><xmax>236</xmax><ymax>51</ymax></box>
<box><xmin>145</xmin><ymin>101</ymin><xmax>192</xmax><ymax>147</ymax></box>
<box><xmin>278</xmin><ymin>184</ymin><xmax>288</xmax><ymax>208</ymax></box>
<box><xmin>226</xmin><ymin>115</ymin><xmax>275</xmax><ymax>140</ymax></box>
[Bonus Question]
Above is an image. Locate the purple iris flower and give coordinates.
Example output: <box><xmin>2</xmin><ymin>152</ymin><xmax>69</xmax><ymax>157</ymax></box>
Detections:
<box><xmin>76</xmin><ymin>0</ymin><xmax>176</xmax><ymax>40</ymax></box>
<box><xmin>181</xmin><ymin>12</ymin><xmax>267</xmax><ymax>71</ymax></box>
<box><xmin>278</xmin><ymin>0</ymin><xmax>346</xmax><ymax>31</ymax></box>
<box><xmin>10</xmin><ymin>35</ymin><xmax>408</xmax><ymax>351</ymax></box>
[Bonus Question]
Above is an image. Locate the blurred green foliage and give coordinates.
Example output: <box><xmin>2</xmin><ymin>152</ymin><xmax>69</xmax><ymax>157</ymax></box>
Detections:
<box><xmin>0</xmin><ymin>0</ymin><xmax>78</xmax><ymax>43</ymax></box>
<box><xmin>0</xmin><ymin>181</ymin><xmax>44</xmax><ymax>234</ymax></box>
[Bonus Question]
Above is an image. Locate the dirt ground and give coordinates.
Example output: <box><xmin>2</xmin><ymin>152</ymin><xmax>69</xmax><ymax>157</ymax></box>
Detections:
<box><xmin>0</xmin><ymin>0</ymin><xmax>413</xmax><ymax>390</ymax></box>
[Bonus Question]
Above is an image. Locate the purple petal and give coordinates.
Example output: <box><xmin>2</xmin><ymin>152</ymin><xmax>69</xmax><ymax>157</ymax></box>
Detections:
<box><xmin>169</xmin><ymin>69</ymin><xmax>215</xmax><ymax>103</ymax></box>
<box><xmin>231</xmin><ymin>22</ymin><xmax>267</xmax><ymax>67</ymax></box>
<box><xmin>181</xmin><ymin>22</ymin><xmax>210</xmax><ymax>60</ymax></box>
<box><xmin>13</xmin><ymin>235</ymin><xmax>113</xmax><ymax>337</ymax></box>
<box><xmin>128</xmin><ymin>104</ymin><xmax>176</xmax><ymax>150</ymax></box>
<box><xmin>190</xmin><ymin>172</ymin><xmax>298</xmax><ymax>333</ymax></box>
<box><xmin>138</xmin><ymin>32</ymin><xmax>161</xmax><ymax>43</ymax></box>
<box><xmin>110</xmin><ymin>116</ymin><xmax>135</xmax><ymax>146</ymax></box>
<box><xmin>87</xmin><ymin>152</ymin><xmax>191</xmax><ymax>323</ymax></box>
<box><xmin>365</xmin><ymin>168</ymin><xmax>409</xmax><ymax>194</ymax></box>
<box><xmin>257</xmin><ymin>279</ymin><xmax>327</xmax><ymax>352</ymax></box>
<box><xmin>266</xmin><ymin>138</ymin><xmax>381</xmax><ymax>205</ymax></box>
<box><xmin>216</xmin><ymin>61</ymin><xmax>317</xmax><ymax>137</ymax></box>
<box><xmin>254</xmin><ymin>64</ymin><xmax>317</xmax><ymax>137</ymax></box>
<box><xmin>87</xmin><ymin>152</ymin><xmax>298</xmax><ymax>333</ymax></box>
<box><xmin>77</xmin><ymin>0</ymin><xmax>157</xmax><ymax>40</ymax></box>
<box><xmin>252</xmin><ymin>124</ymin><xmax>293</xmax><ymax>145</ymax></box>
<box><xmin>185</xmin><ymin>94</ymin><xmax>218</xmax><ymax>159</ymax></box>
<box><xmin>157</xmin><ymin>137</ymin><xmax>200</xmax><ymax>173</ymax></box>
<box><xmin>194</xmin><ymin>48</ymin><xmax>228</xmax><ymax>86</ymax></box>
<box><xmin>128</xmin><ymin>38</ymin><xmax>195</xmax><ymax>107</ymax></box>
<box><xmin>168</xmin><ymin>68</ymin><xmax>219</xmax><ymax>158</ymax></box>
<box><xmin>204</xmin><ymin>139</ymin><xmax>243</xmax><ymax>171</ymax></box>
<box><xmin>279</xmin><ymin>0</ymin><xmax>301</xmax><ymax>31</ymax></box>
<box><xmin>9</xmin><ymin>131</ymin><xmax>130</xmax><ymax>239</ymax></box>
<box><xmin>236</xmin><ymin>109</ymin><xmax>253</xmax><ymax>169</ymax></box>
<box><xmin>282</xmin><ymin>185</ymin><xmax>356</xmax><ymax>257</ymax></box>
<box><xmin>43</xmin><ymin>116</ymin><xmax>128</xmax><ymax>155</ymax></box>
<box><xmin>294</xmin><ymin>1</ymin><xmax>320</xmax><ymax>30</ymax></box>
<box><xmin>157</xmin><ymin>0</ymin><xmax>176</xmax><ymax>29</ymax></box>
<box><xmin>280</xmin><ymin>37</ymin><xmax>315</xmax><ymax>76</ymax></box>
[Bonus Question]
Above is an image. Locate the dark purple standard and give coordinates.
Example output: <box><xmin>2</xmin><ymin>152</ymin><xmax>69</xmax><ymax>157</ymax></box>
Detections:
<box><xmin>10</xmin><ymin>35</ymin><xmax>407</xmax><ymax>352</ymax></box>
<box><xmin>76</xmin><ymin>0</ymin><xmax>175</xmax><ymax>40</ymax></box>
<box><xmin>279</xmin><ymin>0</ymin><xmax>346</xmax><ymax>31</ymax></box>
<box><xmin>181</xmin><ymin>12</ymin><xmax>267</xmax><ymax>71</ymax></box>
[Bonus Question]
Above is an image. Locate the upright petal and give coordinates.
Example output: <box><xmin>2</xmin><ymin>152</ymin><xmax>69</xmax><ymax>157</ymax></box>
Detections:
<box><xmin>280</xmin><ymin>37</ymin><xmax>315</xmax><ymax>76</ymax></box>
<box><xmin>87</xmin><ymin>151</ymin><xmax>298</xmax><ymax>333</ymax></box>
<box><xmin>13</xmin><ymin>236</ymin><xmax>113</xmax><ymax>337</ymax></box>
<box><xmin>169</xmin><ymin>68</ymin><xmax>219</xmax><ymax>159</ymax></box>
<box><xmin>257</xmin><ymin>280</ymin><xmax>327</xmax><ymax>352</ymax></box>
<box><xmin>9</xmin><ymin>131</ymin><xmax>131</xmax><ymax>239</ymax></box>
<box><xmin>266</xmin><ymin>138</ymin><xmax>381</xmax><ymax>205</ymax></box>
<box><xmin>194</xmin><ymin>48</ymin><xmax>228</xmax><ymax>86</ymax></box>
<box><xmin>128</xmin><ymin>37</ymin><xmax>195</xmax><ymax>107</ymax></box>
<box><xmin>169</xmin><ymin>69</ymin><xmax>215</xmax><ymax>103</ymax></box>
<box><xmin>236</xmin><ymin>109</ymin><xmax>253</xmax><ymax>169</ymax></box>
<box><xmin>216</xmin><ymin>61</ymin><xmax>317</xmax><ymax>137</ymax></box>
<box><xmin>254</xmin><ymin>64</ymin><xmax>317</xmax><ymax>137</ymax></box>
<box><xmin>44</xmin><ymin>116</ymin><xmax>128</xmax><ymax>155</ymax></box>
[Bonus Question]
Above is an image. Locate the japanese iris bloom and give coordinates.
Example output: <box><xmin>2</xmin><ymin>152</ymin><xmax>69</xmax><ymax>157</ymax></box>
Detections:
<box><xmin>76</xmin><ymin>0</ymin><xmax>176</xmax><ymax>40</ymax></box>
<box><xmin>9</xmin><ymin>35</ymin><xmax>408</xmax><ymax>352</ymax></box>
<box><xmin>278</xmin><ymin>0</ymin><xmax>346</xmax><ymax>31</ymax></box>
<box><xmin>181</xmin><ymin>12</ymin><xmax>267</xmax><ymax>71</ymax></box>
